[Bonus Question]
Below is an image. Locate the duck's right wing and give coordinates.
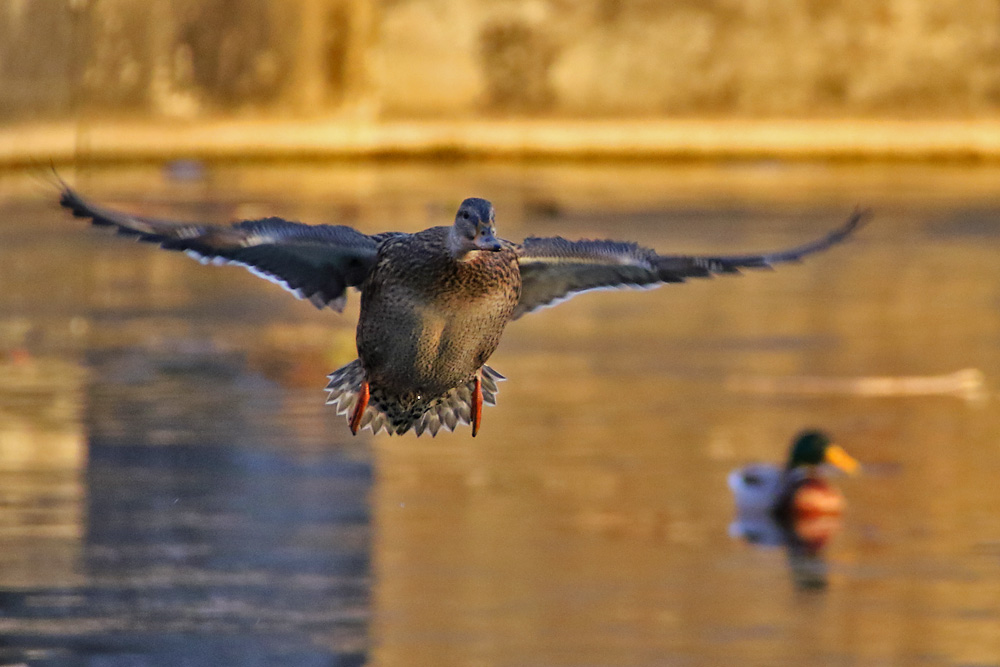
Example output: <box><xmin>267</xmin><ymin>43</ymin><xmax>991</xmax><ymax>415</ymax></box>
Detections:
<box><xmin>60</xmin><ymin>185</ymin><xmax>393</xmax><ymax>312</ymax></box>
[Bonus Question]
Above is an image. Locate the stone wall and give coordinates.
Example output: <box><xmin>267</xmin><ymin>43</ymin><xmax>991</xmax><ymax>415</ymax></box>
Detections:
<box><xmin>3</xmin><ymin>0</ymin><xmax>1000</xmax><ymax>122</ymax></box>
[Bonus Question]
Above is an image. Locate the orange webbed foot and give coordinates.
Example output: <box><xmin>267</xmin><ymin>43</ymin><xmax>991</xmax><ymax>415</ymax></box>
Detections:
<box><xmin>350</xmin><ymin>380</ymin><xmax>370</xmax><ymax>435</ymax></box>
<box><xmin>471</xmin><ymin>373</ymin><xmax>484</xmax><ymax>437</ymax></box>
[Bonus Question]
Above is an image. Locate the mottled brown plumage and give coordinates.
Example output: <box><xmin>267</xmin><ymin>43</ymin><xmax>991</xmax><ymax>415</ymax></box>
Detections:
<box><xmin>353</xmin><ymin>223</ymin><xmax>520</xmax><ymax>434</ymax></box>
<box><xmin>58</xmin><ymin>182</ymin><xmax>867</xmax><ymax>436</ymax></box>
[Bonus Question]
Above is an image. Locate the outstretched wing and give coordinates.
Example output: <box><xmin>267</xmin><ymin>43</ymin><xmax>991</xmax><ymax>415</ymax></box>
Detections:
<box><xmin>513</xmin><ymin>209</ymin><xmax>867</xmax><ymax>319</ymax></box>
<box><xmin>60</xmin><ymin>186</ymin><xmax>390</xmax><ymax>311</ymax></box>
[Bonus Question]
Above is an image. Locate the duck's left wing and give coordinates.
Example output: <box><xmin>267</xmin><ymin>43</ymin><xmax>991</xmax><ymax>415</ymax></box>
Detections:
<box><xmin>60</xmin><ymin>185</ymin><xmax>389</xmax><ymax>312</ymax></box>
<box><xmin>512</xmin><ymin>209</ymin><xmax>866</xmax><ymax>319</ymax></box>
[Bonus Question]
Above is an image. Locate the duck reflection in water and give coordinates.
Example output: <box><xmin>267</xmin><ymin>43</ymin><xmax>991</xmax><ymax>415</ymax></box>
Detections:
<box><xmin>728</xmin><ymin>430</ymin><xmax>859</xmax><ymax>589</ymax></box>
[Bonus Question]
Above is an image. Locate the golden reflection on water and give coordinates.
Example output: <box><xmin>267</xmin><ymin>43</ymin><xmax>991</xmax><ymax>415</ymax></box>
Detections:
<box><xmin>2</xmin><ymin>162</ymin><xmax>1000</xmax><ymax>664</ymax></box>
<box><xmin>0</xmin><ymin>355</ymin><xmax>85</xmax><ymax>588</ymax></box>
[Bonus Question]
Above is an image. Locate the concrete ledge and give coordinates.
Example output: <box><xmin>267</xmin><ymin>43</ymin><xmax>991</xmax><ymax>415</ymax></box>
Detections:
<box><xmin>5</xmin><ymin>118</ymin><xmax>1000</xmax><ymax>166</ymax></box>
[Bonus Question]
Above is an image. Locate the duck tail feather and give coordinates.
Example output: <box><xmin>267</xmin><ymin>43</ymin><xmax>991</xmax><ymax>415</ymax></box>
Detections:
<box><xmin>325</xmin><ymin>359</ymin><xmax>387</xmax><ymax>435</ymax></box>
<box><xmin>327</xmin><ymin>361</ymin><xmax>506</xmax><ymax>436</ymax></box>
<box><xmin>410</xmin><ymin>365</ymin><xmax>505</xmax><ymax>436</ymax></box>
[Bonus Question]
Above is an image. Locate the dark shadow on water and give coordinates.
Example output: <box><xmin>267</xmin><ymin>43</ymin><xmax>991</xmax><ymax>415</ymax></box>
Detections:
<box><xmin>0</xmin><ymin>441</ymin><xmax>371</xmax><ymax>666</ymax></box>
<box><xmin>0</xmin><ymin>344</ymin><xmax>373</xmax><ymax>666</ymax></box>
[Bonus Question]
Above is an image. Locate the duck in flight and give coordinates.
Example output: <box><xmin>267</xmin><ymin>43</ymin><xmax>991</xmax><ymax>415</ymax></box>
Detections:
<box><xmin>59</xmin><ymin>185</ymin><xmax>866</xmax><ymax>436</ymax></box>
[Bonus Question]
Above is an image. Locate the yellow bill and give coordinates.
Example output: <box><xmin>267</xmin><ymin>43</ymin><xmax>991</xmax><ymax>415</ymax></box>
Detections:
<box><xmin>824</xmin><ymin>444</ymin><xmax>860</xmax><ymax>475</ymax></box>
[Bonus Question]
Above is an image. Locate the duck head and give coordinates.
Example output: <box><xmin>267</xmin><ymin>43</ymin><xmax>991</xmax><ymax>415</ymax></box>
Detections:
<box><xmin>787</xmin><ymin>430</ymin><xmax>859</xmax><ymax>474</ymax></box>
<box><xmin>448</xmin><ymin>198</ymin><xmax>503</xmax><ymax>258</ymax></box>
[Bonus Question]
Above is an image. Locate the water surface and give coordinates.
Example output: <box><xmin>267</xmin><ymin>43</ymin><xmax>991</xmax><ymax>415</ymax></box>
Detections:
<box><xmin>1</xmin><ymin>162</ymin><xmax>999</xmax><ymax>666</ymax></box>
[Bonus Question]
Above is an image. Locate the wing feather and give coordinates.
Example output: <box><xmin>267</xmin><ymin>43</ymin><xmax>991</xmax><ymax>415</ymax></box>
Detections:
<box><xmin>60</xmin><ymin>186</ymin><xmax>387</xmax><ymax>311</ymax></box>
<box><xmin>513</xmin><ymin>209</ymin><xmax>867</xmax><ymax>318</ymax></box>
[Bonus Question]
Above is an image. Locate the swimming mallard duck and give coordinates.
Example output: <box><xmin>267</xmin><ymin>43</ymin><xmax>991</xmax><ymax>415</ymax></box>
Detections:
<box><xmin>59</xmin><ymin>185</ymin><xmax>866</xmax><ymax>436</ymax></box>
<box><xmin>728</xmin><ymin>430</ymin><xmax>859</xmax><ymax>519</ymax></box>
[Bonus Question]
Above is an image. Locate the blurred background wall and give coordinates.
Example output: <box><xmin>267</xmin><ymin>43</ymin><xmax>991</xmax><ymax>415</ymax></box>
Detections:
<box><xmin>8</xmin><ymin>0</ymin><xmax>1000</xmax><ymax>121</ymax></box>
<box><xmin>3</xmin><ymin>0</ymin><xmax>1000</xmax><ymax>159</ymax></box>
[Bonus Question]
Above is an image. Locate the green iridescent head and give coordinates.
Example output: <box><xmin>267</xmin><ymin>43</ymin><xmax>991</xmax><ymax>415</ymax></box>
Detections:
<box><xmin>787</xmin><ymin>429</ymin><xmax>859</xmax><ymax>474</ymax></box>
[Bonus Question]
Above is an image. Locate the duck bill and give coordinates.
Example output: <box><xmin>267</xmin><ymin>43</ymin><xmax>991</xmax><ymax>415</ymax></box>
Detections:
<box><xmin>475</xmin><ymin>233</ymin><xmax>503</xmax><ymax>251</ymax></box>
<box><xmin>824</xmin><ymin>445</ymin><xmax>859</xmax><ymax>475</ymax></box>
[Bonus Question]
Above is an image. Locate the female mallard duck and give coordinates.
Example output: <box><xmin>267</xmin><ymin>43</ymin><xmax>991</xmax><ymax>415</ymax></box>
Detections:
<box><xmin>728</xmin><ymin>430</ymin><xmax>859</xmax><ymax>519</ymax></box>
<box><xmin>59</xmin><ymin>185</ymin><xmax>865</xmax><ymax>436</ymax></box>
